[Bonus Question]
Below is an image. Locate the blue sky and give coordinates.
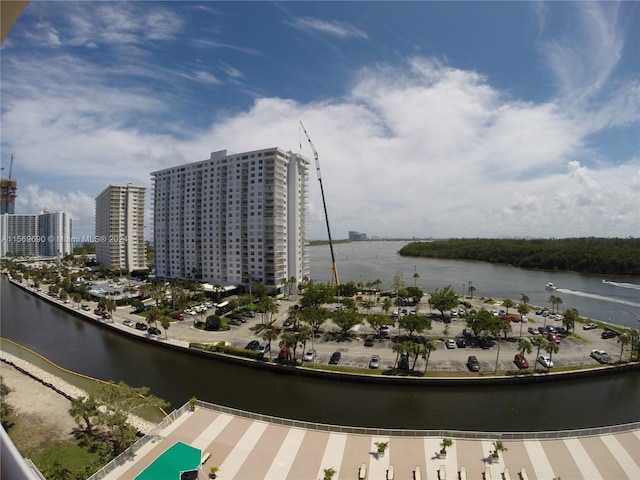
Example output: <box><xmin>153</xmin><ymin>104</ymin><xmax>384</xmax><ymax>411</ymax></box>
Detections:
<box><xmin>1</xmin><ymin>1</ymin><xmax>639</xmax><ymax>240</ymax></box>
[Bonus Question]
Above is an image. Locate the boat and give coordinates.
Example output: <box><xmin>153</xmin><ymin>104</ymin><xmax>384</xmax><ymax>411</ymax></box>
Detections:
<box><xmin>545</xmin><ymin>282</ymin><xmax>557</xmax><ymax>290</ymax></box>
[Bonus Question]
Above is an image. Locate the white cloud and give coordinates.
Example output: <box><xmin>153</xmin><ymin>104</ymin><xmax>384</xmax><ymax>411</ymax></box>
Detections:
<box><xmin>286</xmin><ymin>16</ymin><xmax>368</xmax><ymax>40</ymax></box>
<box><xmin>2</xmin><ymin>28</ymin><xmax>638</xmax><ymax>240</ymax></box>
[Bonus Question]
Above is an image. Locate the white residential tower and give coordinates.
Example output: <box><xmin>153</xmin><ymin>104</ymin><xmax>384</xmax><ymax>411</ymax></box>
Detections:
<box><xmin>152</xmin><ymin>148</ymin><xmax>310</xmax><ymax>291</ymax></box>
<box><xmin>95</xmin><ymin>184</ymin><xmax>146</xmax><ymax>271</ymax></box>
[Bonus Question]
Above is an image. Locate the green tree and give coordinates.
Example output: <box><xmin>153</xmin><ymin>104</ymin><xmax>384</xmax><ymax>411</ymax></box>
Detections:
<box><xmin>428</xmin><ymin>286</ymin><xmax>459</xmax><ymax>319</ymax></box>
<box><xmin>147</xmin><ymin>306</ymin><xmax>161</xmax><ymax>329</ymax></box>
<box><xmin>367</xmin><ymin>313</ymin><xmax>393</xmax><ymax>337</ymax></box>
<box><xmin>408</xmin><ymin>341</ymin><xmax>425</xmax><ymax>371</ymax></box>
<box><xmin>262</xmin><ymin>328</ymin><xmax>279</xmax><ymax>360</ymax></box>
<box><xmin>256</xmin><ymin>296</ymin><xmax>277</xmax><ymax>325</ymax></box>
<box><xmin>281</xmin><ymin>332</ymin><xmax>298</xmax><ymax>363</ymax></box>
<box><xmin>617</xmin><ymin>332</ymin><xmax>631</xmax><ymax>362</ymax></box>
<box><xmin>502</xmin><ymin>298</ymin><xmax>514</xmax><ymax>314</ymax></box>
<box><xmin>543</xmin><ymin>337</ymin><xmax>560</xmax><ymax>369</ymax></box>
<box><xmin>563</xmin><ymin>308</ymin><xmax>579</xmax><ymax>333</ymax></box>
<box><xmin>204</xmin><ymin>315</ymin><xmax>221</xmax><ymax>331</ymax></box>
<box><xmin>160</xmin><ymin>316</ymin><xmax>171</xmax><ymax>337</ymax></box>
<box><xmin>297</xmin><ymin>326</ymin><xmax>313</xmax><ymax>363</ymax></box>
<box><xmin>421</xmin><ymin>338</ymin><xmax>436</xmax><ymax>373</ymax></box>
<box><xmin>69</xmin><ymin>395</ymin><xmax>99</xmax><ymax>435</ymax></box>
<box><xmin>332</xmin><ymin>309</ymin><xmax>362</xmax><ymax>337</ymax></box>
<box><xmin>382</xmin><ymin>298</ymin><xmax>393</xmax><ymax>315</ymax></box>
<box><xmin>398</xmin><ymin>315</ymin><xmax>431</xmax><ymax>340</ymax></box>
<box><xmin>518</xmin><ymin>337</ymin><xmax>532</xmax><ymax>356</ymax></box>
<box><xmin>300</xmin><ymin>305</ymin><xmax>330</xmax><ymax>335</ymax></box>
<box><xmin>300</xmin><ymin>281</ymin><xmax>335</xmax><ymax>308</ymax></box>
<box><xmin>93</xmin><ymin>381</ymin><xmax>169</xmax><ymax>455</ymax></box>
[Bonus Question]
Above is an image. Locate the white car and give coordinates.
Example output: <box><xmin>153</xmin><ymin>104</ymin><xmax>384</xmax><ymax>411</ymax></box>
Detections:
<box><xmin>537</xmin><ymin>355</ymin><xmax>554</xmax><ymax>368</ymax></box>
<box><xmin>445</xmin><ymin>339</ymin><xmax>456</xmax><ymax>349</ymax></box>
<box><xmin>590</xmin><ymin>350</ymin><xmax>612</xmax><ymax>364</ymax></box>
<box><xmin>123</xmin><ymin>319</ymin><xmax>134</xmax><ymax>327</ymax></box>
<box><xmin>303</xmin><ymin>349</ymin><xmax>316</xmax><ymax>362</ymax></box>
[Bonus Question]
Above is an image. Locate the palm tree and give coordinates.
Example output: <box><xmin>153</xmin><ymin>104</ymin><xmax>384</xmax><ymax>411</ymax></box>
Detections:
<box><xmin>392</xmin><ymin>342</ymin><xmax>405</xmax><ymax>368</ymax></box>
<box><xmin>518</xmin><ymin>337</ymin><xmax>532</xmax><ymax>357</ymax></box>
<box><xmin>502</xmin><ymin>299</ymin><xmax>514</xmax><ymax>314</ymax></box>
<box><xmin>297</xmin><ymin>326</ymin><xmax>313</xmax><ymax>363</ymax></box>
<box><xmin>261</xmin><ymin>328</ymin><xmax>279</xmax><ymax>360</ymax></box>
<box><xmin>408</xmin><ymin>342</ymin><xmax>425</xmax><ymax>371</ymax></box>
<box><xmin>288</xmin><ymin>276</ymin><xmax>297</xmax><ymax>296</ymax></box>
<box><xmin>520</xmin><ymin>293</ymin><xmax>529</xmax><ymax>306</ymax></box>
<box><xmin>617</xmin><ymin>332</ymin><xmax>631</xmax><ymax>362</ymax></box>
<box><xmin>147</xmin><ymin>306</ymin><xmax>161</xmax><ymax>329</ymax></box>
<box><xmin>543</xmin><ymin>338</ymin><xmax>559</xmax><ymax>370</ymax></box>
<box><xmin>563</xmin><ymin>308</ymin><xmax>579</xmax><ymax>333</ymax></box>
<box><xmin>413</xmin><ymin>271</ymin><xmax>420</xmax><ymax>288</ymax></box>
<box><xmin>517</xmin><ymin>303</ymin><xmax>529</xmax><ymax>336</ymax></box>
<box><xmin>421</xmin><ymin>339</ymin><xmax>436</xmax><ymax>373</ymax></box>
<box><xmin>160</xmin><ymin>316</ymin><xmax>171</xmax><ymax>337</ymax></box>
<box><xmin>531</xmin><ymin>335</ymin><xmax>545</xmax><ymax>372</ymax></box>
<box><xmin>468</xmin><ymin>285</ymin><xmax>476</xmax><ymax>298</ymax></box>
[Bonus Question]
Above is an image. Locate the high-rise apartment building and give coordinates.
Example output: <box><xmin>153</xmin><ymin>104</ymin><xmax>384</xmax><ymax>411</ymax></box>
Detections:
<box><xmin>152</xmin><ymin>148</ymin><xmax>310</xmax><ymax>291</ymax></box>
<box><xmin>95</xmin><ymin>184</ymin><xmax>146</xmax><ymax>271</ymax></box>
<box><xmin>0</xmin><ymin>211</ymin><xmax>71</xmax><ymax>257</ymax></box>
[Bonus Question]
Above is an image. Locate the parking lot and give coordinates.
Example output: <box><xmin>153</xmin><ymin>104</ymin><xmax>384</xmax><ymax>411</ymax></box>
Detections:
<box><xmin>111</xmin><ymin>294</ymin><xmax>628</xmax><ymax>374</ymax></box>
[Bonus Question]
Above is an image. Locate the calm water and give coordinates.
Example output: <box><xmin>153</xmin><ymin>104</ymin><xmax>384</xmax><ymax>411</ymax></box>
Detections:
<box><xmin>310</xmin><ymin>241</ymin><xmax>640</xmax><ymax>328</ymax></box>
<box><xmin>2</xmin><ymin>274</ymin><xmax>639</xmax><ymax>432</ymax></box>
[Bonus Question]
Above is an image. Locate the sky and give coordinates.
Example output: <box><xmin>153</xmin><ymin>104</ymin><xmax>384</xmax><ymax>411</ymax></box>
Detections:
<box><xmin>1</xmin><ymin>1</ymin><xmax>639</xmax><ymax>241</ymax></box>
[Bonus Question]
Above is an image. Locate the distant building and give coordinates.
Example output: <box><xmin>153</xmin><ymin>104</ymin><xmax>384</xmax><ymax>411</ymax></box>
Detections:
<box><xmin>0</xmin><ymin>178</ymin><xmax>17</xmax><ymax>214</ymax></box>
<box><xmin>152</xmin><ymin>148</ymin><xmax>310</xmax><ymax>291</ymax></box>
<box><xmin>349</xmin><ymin>230</ymin><xmax>368</xmax><ymax>241</ymax></box>
<box><xmin>0</xmin><ymin>211</ymin><xmax>72</xmax><ymax>258</ymax></box>
<box><xmin>95</xmin><ymin>184</ymin><xmax>146</xmax><ymax>272</ymax></box>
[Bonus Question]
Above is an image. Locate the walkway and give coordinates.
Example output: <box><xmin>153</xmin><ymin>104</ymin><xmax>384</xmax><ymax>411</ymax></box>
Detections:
<box><xmin>101</xmin><ymin>406</ymin><xmax>639</xmax><ymax>480</ymax></box>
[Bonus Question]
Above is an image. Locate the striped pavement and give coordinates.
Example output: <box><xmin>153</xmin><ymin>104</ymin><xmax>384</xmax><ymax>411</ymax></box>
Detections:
<box><xmin>106</xmin><ymin>408</ymin><xmax>640</xmax><ymax>480</ymax></box>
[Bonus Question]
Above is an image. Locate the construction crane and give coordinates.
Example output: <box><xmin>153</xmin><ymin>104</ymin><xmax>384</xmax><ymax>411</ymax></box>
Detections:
<box><xmin>1</xmin><ymin>154</ymin><xmax>17</xmax><ymax>214</ymax></box>
<box><xmin>300</xmin><ymin>121</ymin><xmax>340</xmax><ymax>287</ymax></box>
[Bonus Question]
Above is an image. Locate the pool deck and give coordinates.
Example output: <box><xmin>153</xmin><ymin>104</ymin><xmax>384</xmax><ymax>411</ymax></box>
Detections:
<box><xmin>104</xmin><ymin>407</ymin><xmax>639</xmax><ymax>480</ymax></box>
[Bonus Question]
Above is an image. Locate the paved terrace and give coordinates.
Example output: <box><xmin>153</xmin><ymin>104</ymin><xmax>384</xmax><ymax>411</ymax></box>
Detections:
<box><xmin>95</xmin><ymin>403</ymin><xmax>639</xmax><ymax>480</ymax></box>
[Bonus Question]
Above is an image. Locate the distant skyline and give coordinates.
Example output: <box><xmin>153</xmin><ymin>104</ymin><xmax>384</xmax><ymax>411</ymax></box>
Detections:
<box><xmin>1</xmin><ymin>1</ymin><xmax>638</xmax><ymax>240</ymax></box>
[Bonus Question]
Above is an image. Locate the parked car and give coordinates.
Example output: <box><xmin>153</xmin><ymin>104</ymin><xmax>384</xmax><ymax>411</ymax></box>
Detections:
<box><xmin>258</xmin><ymin>343</ymin><xmax>270</xmax><ymax>356</ymax></box>
<box><xmin>456</xmin><ymin>338</ymin><xmax>467</xmax><ymax>348</ymax></box>
<box><xmin>242</xmin><ymin>310</ymin><xmax>256</xmax><ymax>318</ymax></box>
<box><xmin>514</xmin><ymin>353</ymin><xmax>529</xmax><ymax>369</ymax></box>
<box><xmin>537</xmin><ymin>355</ymin><xmax>554</xmax><ymax>368</ymax></box>
<box><xmin>590</xmin><ymin>350</ymin><xmax>612</xmax><ymax>364</ymax></box>
<box><xmin>245</xmin><ymin>340</ymin><xmax>260</xmax><ymax>351</ymax></box>
<box><xmin>527</xmin><ymin>327</ymin><xmax>538</xmax><ymax>336</ymax></box>
<box><xmin>380</xmin><ymin>326</ymin><xmax>391</xmax><ymax>337</ymax></box>
<box><xmin>547</xmin><ymin>332</ymin><xmax>561</xmax><ymax>344</ymax></box>
<box><xmin>81</xmin><ymin>304</ymin><xmax>90</xmax><ymax>311</ymax></box>
<box><xmin>123</xmin><ymin>319</ymin><xmax>134</xmax><ymax>327</ymax></box>
<box><xmin>445</xmin><ymin>339</ymin><xmax>456</xmax><ymax>349</ymax></box>
<box><xmin>478</xmin><ymin>337</ymin><xmax>494</xmax><ymax>349</ymax></box>
<box><xmin>601</xmin><ymin>329</ymin><xmax>619</xmax><ymax>339</ymax></box>
<box><xmin>303</xmin><ymin>349</ymin><xmax>316</xmax><ymax>362</ymax></box>
<box><xmin>398</xmin><ymin>354</ymin><xmax>409</xmax><ymax>370</ymax></box>
<box><xmin>583</xmin><ymin>323</ymin><xmax>598</xmax><ymax>330</ymax></box>
<box><xmin>282</xmin><ymin>319</ymin><xmax>294</xmax><ymax>329</ymax></box>
<box><xmin>467</xmin><ymin>356</ymin><xmax>480</xmax><ymax>372</ymax></box>
<box><xmin>135</xmin><ymin>322</ymin><xmax>148</xmax><ymax>331</ymax></box>
<box><xmin>329</xmin><ymin>351</ymin><xmax>341</xmax><ymax>365</ymax></box>
<box><xmin>148</xmin><ymin>327</ymin><xmax>161</xmax><ymax>335</ymax></box>
<box><xmin>369</xmin><ymin>355</ymin><xmax>380</xmax><ymax>369</ymax></box>
<box><xmin>228</xmin><ymin>318</ymin><xmax>241</xmax><ymax>326</ymax></box>
<box><xmin>363</xmin><ymin>335</ymin><xmax>375</xmax><ymax>346</ymax></box>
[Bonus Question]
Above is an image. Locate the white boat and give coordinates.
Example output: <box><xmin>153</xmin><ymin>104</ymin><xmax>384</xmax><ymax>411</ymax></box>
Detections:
<box><xmin>545</xmin><ymin>282</ymin><xmax>557</xmax><ymax>290</ymax></box>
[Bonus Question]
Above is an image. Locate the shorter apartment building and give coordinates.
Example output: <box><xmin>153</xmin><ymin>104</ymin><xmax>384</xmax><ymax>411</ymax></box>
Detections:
<box><xmin>95</xmin><ymin>184</ymin><xmax>146</xmax><ymax>272</ymax></box>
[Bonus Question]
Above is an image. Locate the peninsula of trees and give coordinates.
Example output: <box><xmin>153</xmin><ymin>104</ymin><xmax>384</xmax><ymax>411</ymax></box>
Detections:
<box><xmin>398</xmin><ymin>238</ymin><xmax>640</xmax><ymax>276</ymax></box>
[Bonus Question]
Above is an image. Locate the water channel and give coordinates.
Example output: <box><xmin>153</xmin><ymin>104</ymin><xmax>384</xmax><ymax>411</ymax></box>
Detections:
<box><xmin>1</xmin><ymin>242</ymin><xmax>639</xmax><ymax>432</ymax></box>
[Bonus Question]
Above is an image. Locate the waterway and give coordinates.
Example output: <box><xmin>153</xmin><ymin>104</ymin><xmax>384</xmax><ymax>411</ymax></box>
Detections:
<box><xmin>311</xmin><ymin>241</ymin><xmax>640</xmax><ymax>328</ymax></box>
<box><xmin>1</xmin><ymin>272</ymin><xmax>639</xmax><ymax>432</ymax></box>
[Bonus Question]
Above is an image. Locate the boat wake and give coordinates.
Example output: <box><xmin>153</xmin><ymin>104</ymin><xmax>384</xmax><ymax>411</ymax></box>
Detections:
<box><xmin>555</xmin><ymin>288</ymin><xmax>640</xmax><ymax>308</ymax></box>
<box><xmin>602</xmin><ymin>280</ymin><xmax>640</xmax><ymax>291</ymax></box>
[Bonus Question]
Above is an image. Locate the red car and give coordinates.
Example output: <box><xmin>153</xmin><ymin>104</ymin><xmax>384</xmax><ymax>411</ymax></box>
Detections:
<box><xmin>514</xmin><ymin>353</ymin><xmax>529</xmax><ymax>369</ymax></box>
<box><xmin>547</xmin><ymin>332</ymin><xmax>561</xmax><ymax>344</ymax></box>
